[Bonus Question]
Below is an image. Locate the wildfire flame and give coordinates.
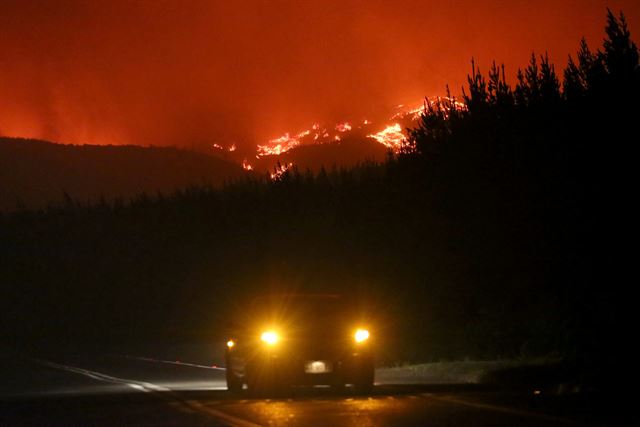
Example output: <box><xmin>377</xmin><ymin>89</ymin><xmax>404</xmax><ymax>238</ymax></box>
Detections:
<box><xmin>246</xmin><ymin>97</ymin><xmax>465</xmax><ymax>165</ymax></box>
<box><xmin>391</xmin><ymin>97</ymin><xmax>466</xmax><ymax>120</ymax></box>
<box><xmin>242</xmin><ymin>159</ymin><xmax>253</xmax><ymax>171</ymax></box>
<box><xmin>212</xmin><ymin>143</ymin><xmax>237</xmax><ymax>152</ymax></box>
<box><xmin>270</xmin><ymin>162</ymin><xmax>293</xmax><ymax>180</ymax></box>
<box><xmin>391</xmin><ymin>103</ymin><xmax>425</xmax><ymax>120</ymax></box>
<box><xmin>335</xmin><ymin>122</ymin><xmax>352</xmax><ymax>132</ymax></box>
<box><xmin>367</xmin><ymin>123</ymin><xmax>407</xmax><ymax>151</ymax></box>
<box><xmin>257</xmin><ymin>133</ymin><xmax>299</xmax><ymax>157</ymax></box>
<box><xmin>257</xmin><ymin>130</ymin><xmax>312</xmax><ymax>157</ymax></box>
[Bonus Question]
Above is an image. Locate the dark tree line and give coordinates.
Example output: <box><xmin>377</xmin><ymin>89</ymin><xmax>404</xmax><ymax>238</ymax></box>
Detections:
<box><xmin>403</xmin><ymin>9</ymin><xmax>638</xmax><ymax>367</ymax></box>
<box><xmin>1</xmin><ymin>11</ymin><xmax>636</xmax><ymax>372</ymax></box>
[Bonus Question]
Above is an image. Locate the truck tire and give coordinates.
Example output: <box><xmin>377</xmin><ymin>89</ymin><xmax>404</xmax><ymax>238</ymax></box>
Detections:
<box><xmin>353</xmin><ymin>362</ymin><xmax>374</xmax><ymax>394</ymax></box>
<box><xmin>225</xmin><ymin>360</ymin><xmax>243</xmax><ymax>392</ymax></box>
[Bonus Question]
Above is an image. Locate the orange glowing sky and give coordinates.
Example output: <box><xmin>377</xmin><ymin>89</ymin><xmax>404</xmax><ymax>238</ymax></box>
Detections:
<box><xmin>1</xmin><ymin>1</ymin><xmax>638</xmax><ymax>155</ymax></box>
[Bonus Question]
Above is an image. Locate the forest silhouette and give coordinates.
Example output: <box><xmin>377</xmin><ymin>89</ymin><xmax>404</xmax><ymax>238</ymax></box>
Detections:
<box><xmin>1</xmin><ymin>11</ymin><xmax>636</xmax><ymax>381</ymax></box>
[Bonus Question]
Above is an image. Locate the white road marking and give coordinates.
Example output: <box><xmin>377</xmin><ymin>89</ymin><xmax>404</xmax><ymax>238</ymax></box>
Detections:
<box><xmin>35</xmin><ymin>359</ymin><xmax>259</xmax><ymax>427</ymax></box>
<box><xmin>124</xmin><ymin>355</ymin><xmax>227</xmax><ymax>371</ymax></box>
<box><xmin>36</xmin><ymin>360</ymin><xmax>170</xmax><ymax>392</ymax></box>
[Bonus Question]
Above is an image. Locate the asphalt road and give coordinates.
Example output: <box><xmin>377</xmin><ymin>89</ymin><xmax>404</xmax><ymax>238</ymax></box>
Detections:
<box><xmin>0</xmin><ymin>353</ymin><xmax>623</xmax><ymax>426</ymax></box>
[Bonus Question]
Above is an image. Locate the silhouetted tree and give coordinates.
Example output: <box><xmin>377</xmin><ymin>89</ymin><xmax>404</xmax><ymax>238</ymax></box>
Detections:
<box><xmin>603</xmin><ymin>9</ymin><xmax>639</xmax><ymax>86</ymax></box>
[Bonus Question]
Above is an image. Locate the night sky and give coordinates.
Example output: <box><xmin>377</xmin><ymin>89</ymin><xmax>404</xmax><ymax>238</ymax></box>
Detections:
<box><xmin>1</xmin><ymin>0</ymin><xmax>638</xmax><ymax>153</ymax></box>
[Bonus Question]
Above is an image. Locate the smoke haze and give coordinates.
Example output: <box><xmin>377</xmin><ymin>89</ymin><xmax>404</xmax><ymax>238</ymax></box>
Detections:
<box><xmin>1</xmin><ymin>0</ymin><xmax>638</xmax><ymax>153</ymax></box>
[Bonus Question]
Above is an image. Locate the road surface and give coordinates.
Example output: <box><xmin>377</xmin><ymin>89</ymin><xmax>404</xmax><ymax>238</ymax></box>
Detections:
<box><xmin>0</xmin><ymin>353</ymin><xmax>623</xmax><ymax>426</ymax></box>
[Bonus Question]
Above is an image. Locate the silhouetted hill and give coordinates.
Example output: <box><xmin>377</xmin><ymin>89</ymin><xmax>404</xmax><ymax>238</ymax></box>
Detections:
<box><xmin>0</xmin><ymin>137</ymin><xmax>246</xmax><ymax>211</ymax></box>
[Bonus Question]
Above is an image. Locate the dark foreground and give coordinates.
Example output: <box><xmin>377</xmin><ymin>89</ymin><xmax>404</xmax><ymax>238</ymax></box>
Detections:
<box><xmin>0</xmin><ymin>354</ymin><xmax>624</xmax><ymax>426</ymax></box>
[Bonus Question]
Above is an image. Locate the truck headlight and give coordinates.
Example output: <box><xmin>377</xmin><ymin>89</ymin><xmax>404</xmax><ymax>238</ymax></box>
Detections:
<box><xmin>261</xmin><ymin>330</ymin><xmax>279</xmax><ymax>345</ymax></box>
<box><xmin>354</xmin><ymin>329</ymin><xmax>370</xmax><ymax>343</ymax></box>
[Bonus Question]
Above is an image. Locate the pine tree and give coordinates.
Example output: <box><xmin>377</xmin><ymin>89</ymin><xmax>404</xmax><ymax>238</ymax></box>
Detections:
<box><xmin>539</xmin><ymin>53</ymin><xmax>561</xmax><ymax>105</ymax></box>
<box><xmin>563</xmin><ymin>56</ymin><xmax>585</xmax><ymax>101</ymax></box>
<box><xmin>463</xmin><ymin>58</ymin><xmax>489</xmax><ymax>112</ymax></box>
<box><xmin>603</xmin><ymin>9</ymin><xmax>639</xmax><ymax>83</ymax></box>
<box><xmin>488</xmin><ymin>61</ymin><xmax>514</xmax><ymax>110</ymax></box>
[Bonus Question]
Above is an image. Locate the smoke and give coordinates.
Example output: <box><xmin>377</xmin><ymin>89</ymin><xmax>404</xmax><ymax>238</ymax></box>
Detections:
<box><xmin>1</xmin><ymin>0</ymin><xmax>638</xmax><ymax>152</ymax></box>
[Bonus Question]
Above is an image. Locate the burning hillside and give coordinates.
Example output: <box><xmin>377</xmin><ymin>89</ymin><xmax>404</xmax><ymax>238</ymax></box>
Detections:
<box><xmin>221</xmin><ymin>97</ymin><xmax>465</xmax><ymax>175</ymax></box>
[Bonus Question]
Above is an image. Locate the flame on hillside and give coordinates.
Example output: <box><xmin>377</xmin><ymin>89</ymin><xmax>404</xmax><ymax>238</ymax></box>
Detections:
<box><xmin>335</xmin><ymin>122</ymin><xmax>352</xmax><ymax>132</ymax></box>
<box><xmin>371</xmin><ymin>97</ymin><xmax>465</xmax><ymax>151</ymax></box>
<box><xmin>212</xmin><ymin>143</ymin><xmax>238</xmax><ymax>152</ymax></box>
<box><xmin>257</xmin><ymin>130</ymin><xmax>311</xmax><ymax>157</ymax></box>
<box><xmin>392</xmin><ymin>98</ymin><xmax>467</xmax><ymax>120</ymax></box>
<box><xmin>231</xmin><ymin>97</ymin><xmax>466</xmax><ymax>170</ymax></box>
<box><xmin>367</xmin><ymin>123</ymin><xmax>407</xmax><ymax>151</ymax></box>
<box><xmin>270</xmin><ymin>162</ymin><xmax>294</xmax><ymax>180</ymax></box>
